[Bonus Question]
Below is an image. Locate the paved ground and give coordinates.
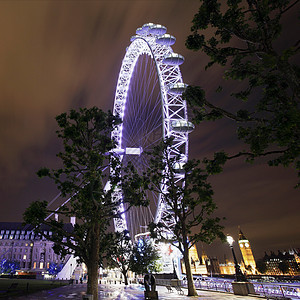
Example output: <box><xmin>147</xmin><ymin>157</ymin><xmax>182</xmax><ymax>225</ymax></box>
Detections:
<box><xmin>7</xmin><ymin>283</ymin><xmax>264</xmax><ymax>299</ymax></box>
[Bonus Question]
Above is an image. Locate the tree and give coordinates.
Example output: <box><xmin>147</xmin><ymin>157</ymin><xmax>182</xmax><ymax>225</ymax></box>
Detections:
<box><xmin>23</xmin><ymin>107</ymin><xmax>146</xmax><ymax>299</ymax></box>
<box><xmin>129</xmin><ymin>236</ymin><xmax>161</xmax><ymax>276</ymax></box>
<box><xmin>0</xmin><ymin>259</ymin><xmax>20</xmax><ymax>274</ymax></box>
<box><xmin>147</xmin><ymin>140</ymin><xmax>225</xmax><ymax>296</ymax></box>
<box><xmin>106</xmin><ymin>232</ymin><xmax>161</xmax><ymax>285</ymax></box>
<box><xmin>256</xmin><ymin>259</ymin><xmax>267</xmax><ymax>274</ymax></box>
<box><xmin>47</xmin><ymin>262</ymin><xmax>63</xmax><ymax>276</ymax></box>
<box><xmin>245</xmin><ymin>264</ymin><xmax>253</xmax><ymax>273</ymax></box>
<box><xmin>106</xmin><ymin>230</ymin><xmax>133</xmax><ymax>285</ymax></box>
<box><xmin>278</xmin><ymin>260</ymin><xmax>289</xmax><ymax>274</ymax></box>
<box><xmin>185</xmin><ymin>0</ymin><xmax>300</xmax><ymax>183</ymax></box>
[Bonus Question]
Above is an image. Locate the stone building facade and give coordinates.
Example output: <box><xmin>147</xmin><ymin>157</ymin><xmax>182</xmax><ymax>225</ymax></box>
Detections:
<box><xmin>262</xmin><ymin>250</ymin><xmax>300</xmax><ymax>276</ymax></box>
<box><xmin>0</xmin><ymin>222</ymin><xmax>73</xmax><ymax>276</ymax></box>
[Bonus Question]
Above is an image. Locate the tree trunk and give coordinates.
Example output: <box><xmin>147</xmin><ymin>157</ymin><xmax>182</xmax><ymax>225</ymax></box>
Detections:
<box><xmin>122</xmin><ymin>270</ymin><xmax>128</xmax><ymax>285</ymax></box>
<box><xmin>183</xmin><ymin>242</ymin><xmax>198</xmax><ymax>296</ymax></box>
<box><xmin>86</xmin><ymin>222</ymin><xmax>101</xmax><ymax>299</ymax></box>
<box><xmin>87</xmin><ymin>261</ymin><xmax>99</xmax><ymax>299</ymax></box>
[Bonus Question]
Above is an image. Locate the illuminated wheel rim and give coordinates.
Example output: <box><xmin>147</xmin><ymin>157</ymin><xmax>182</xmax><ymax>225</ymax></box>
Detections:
<box><xmin>111</xmin><ymin>23</ymin><xmax>192</xmax><ymax>238</ymax></box>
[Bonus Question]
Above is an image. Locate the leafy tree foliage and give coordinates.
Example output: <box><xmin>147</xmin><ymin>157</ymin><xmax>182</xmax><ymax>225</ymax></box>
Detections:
<box><xmin>256</xmin><ymin>259</ymin><xmax>267</xmax><ymax>274</ymax></box>
<box><xmin>245</xmin><ymin>264</ymin><xmax>253</xmax><ymax>272</ymax></box>
<box><xmin>147</xmin><ymin>140</ymin><xmax>225</xmax><ymax>296</ymax></box>
<box><xmin>129</xmin><ymin>237</ymin><xmax>161</xmax><ymax>276</ymax></box>
<box><xmin>0</xmin><ymin>259</ymin><xmax>20</xmax><ymax>274</ymax></box>
<box><xmin>23</xmin><ymin>107</ymin><xmax>146</xmax><ymax>299</ymax></box>
<box><xmin>47</xmin><ymin>262</ymin><xmax>63</xmax><ymax>276</ymax></box>
<box><xmin>106</xmin><ymin>230</ymin><xmax>133</xmax><ymax>285</ymax></box>
<box><xmin>185</xmin><ymin>0</ymin><xmax>300</xmax><ymax>184</ymax></box>
<box><xmin>278</xmin><ymin>260</ymin><xmax>290</xmax><ymax>274</ymax></box>
<box><xmin>107</xmin><ymin>232</ymin><xmax>160</xmax><ymax>284</ymax></box>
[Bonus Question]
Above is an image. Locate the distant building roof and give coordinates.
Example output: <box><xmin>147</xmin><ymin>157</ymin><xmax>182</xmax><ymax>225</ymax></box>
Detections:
<box><xmin>0</xmin><ymin>222</ymin><xmax>73</xmax><ymax>233</ymax></box>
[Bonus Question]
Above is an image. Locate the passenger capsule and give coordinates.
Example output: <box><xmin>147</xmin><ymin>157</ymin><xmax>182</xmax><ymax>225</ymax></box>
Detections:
<box><xmin>171</xmin><ymin>120</ymin><xmax>195</xmax><ymax>133</ymax></box>
<box><xmin>136</xmin><ymin>27</ymin><xmax>144</xmax><ymax>35</ymax></box>
<box><xmin>162</xmin><ymin>53</ymin><xmax>185</xmax><ymax>66</ymax></box>
<box><xmin>130</xmin><ymin>35</ymin><xmax>138</xmax><ymax>42</ymax></box>
<box><xmin>168</xmin><ymin>83</ymin><xmax>187</xmax><ymax>95</ymax></box>
<box><xmin>173</xmin><ymin>162</ymin><xmax>185</xmax><ymax>174</ymax></box>
<box><xmin>149</xmin><ymin>24</ymin><xmax>167</xmax><ymax>36</ymax></box>
<box><xmin>142</xmin><ymin>23</ymin><xmax>155</xmax><ymax>33</ymax></box>
<box><xmin>156</xmin><ymin>34</ymin><xmax>176</xmax><ymax>46</ymax></box>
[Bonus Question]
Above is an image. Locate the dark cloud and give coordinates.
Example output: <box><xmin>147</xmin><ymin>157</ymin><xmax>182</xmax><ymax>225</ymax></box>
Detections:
<box><xmin>0</xmin><ymin>0</ymin><xmax>298</xmax><ymax>260</ymax></box>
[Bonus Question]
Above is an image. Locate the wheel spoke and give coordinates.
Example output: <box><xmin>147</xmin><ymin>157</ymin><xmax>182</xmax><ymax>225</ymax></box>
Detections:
<box><xmin>111</xmin><ymin>24</ymin><xmax>190</xmax><ymax>240</ymax></box>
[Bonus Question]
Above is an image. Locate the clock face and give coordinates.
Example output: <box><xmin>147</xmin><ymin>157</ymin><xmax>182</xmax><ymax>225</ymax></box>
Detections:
<box><xmin>245</xmin><ymin>243</ymin><xmax>249</xmax><ymax>248</ymax></box>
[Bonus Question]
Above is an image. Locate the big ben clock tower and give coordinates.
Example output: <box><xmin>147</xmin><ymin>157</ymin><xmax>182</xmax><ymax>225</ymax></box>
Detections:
<box><xmin>238</xmin><ymin>229</ymin><xmax>256</xmax><ymax>274</ymax></box>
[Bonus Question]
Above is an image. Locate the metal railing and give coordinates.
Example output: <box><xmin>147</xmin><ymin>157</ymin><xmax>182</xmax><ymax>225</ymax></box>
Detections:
<box><xmin>182</xmin><ymin>279</ymin><xmax>233</xmax><ymax>294</ymax></box>
<box><xmin>253</xmin><ymin>282</ymin><xmax>300</xmax><ymax>299</ymax></box>
<box><xmin>156</xmin><ymin>278</ymin><xmax>300</xmax><ymax>299</ymax></box>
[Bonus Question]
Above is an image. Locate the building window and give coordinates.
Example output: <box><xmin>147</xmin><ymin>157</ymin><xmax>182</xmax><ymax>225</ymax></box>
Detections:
<box><xmin>39</xmin><ymin>262</ymin><xmax>44</xmax><ymax>269</ymax></box>
<box><xmin>33</xmin><ymin>262</ymin><xmax>36</xmax><ymax>269</ymax></box>
<box><xmin>23</xmin><ymin>255</ymin><xmax>27</xmax><ymax>260</ymax></box>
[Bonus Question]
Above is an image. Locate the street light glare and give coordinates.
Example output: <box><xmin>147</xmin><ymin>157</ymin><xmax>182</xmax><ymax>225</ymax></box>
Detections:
<box><xmin>227</xmin><ymin>235</ymin><xmax>234</xmax><ymax>246</ymax></box>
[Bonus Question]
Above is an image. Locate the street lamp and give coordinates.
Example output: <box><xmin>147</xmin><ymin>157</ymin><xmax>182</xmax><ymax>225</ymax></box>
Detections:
<box><xmin>227</xmin><ymin>235</ymin><xmax>247</xmax><ymax>282</ymax></box>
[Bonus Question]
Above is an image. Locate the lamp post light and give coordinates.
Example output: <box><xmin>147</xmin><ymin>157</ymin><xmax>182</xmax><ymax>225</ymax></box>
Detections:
<box><xmin>227</xmin><ymin>235</ymin><xmax>247</xmax><ymax>282</ymax></box>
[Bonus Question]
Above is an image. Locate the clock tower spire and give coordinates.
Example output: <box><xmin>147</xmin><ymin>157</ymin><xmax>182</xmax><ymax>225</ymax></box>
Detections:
<box><xmin>238</xmin><ymin>228</ymin><xmax>256</xmax><ymax>274</ymax></box>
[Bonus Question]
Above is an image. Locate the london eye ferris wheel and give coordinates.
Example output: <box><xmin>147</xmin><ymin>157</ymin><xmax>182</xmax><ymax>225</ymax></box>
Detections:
<box><xmin>111</xmin><ymin>23</ymin><xmax>194</xmax><ymax>239</ymax></box>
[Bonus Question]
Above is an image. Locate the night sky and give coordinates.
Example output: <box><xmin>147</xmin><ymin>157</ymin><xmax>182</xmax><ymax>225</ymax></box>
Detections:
<box><xmin>0</xmin><ymin>1</ymin><xmax>299</xmax><ymax>262</ymax></box>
